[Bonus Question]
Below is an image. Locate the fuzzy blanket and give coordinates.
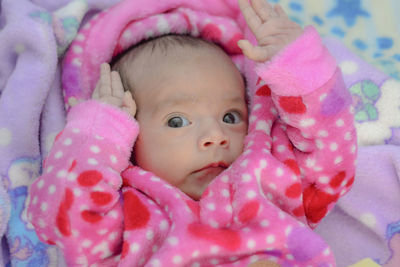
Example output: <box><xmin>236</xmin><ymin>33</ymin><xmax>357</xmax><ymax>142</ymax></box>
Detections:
<box><xmin>0</xmin><ymin>0</ymin><xmax>399</xmax><ymax>266</ymax></box>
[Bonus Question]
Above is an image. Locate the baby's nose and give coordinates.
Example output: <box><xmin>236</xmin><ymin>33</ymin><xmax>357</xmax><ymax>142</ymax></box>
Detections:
<box><xmin>199</xmin><ymin>123</ymin><xmax>229</xmax><ymax>149</ymax></box>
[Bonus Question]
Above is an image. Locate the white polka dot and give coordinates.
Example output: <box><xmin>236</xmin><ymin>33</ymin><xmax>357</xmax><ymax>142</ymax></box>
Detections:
<box><xmin>240</xmin><ymin>159</ymin><xmax>249</xmax><ymax>168</ymax></box>
<box><xmin>37</xmin><ymin>179</ymin><xmax>45</xmax><ymax>189</ymax></box>
<box><xmin>130</xmin><ymin>243</ymin><xmax>140</xmax><ymax>253</ymax></box>
<box><xmin>157</xmin><ymin>16</ymin><xmax>170</xmax><ymax>34</ymax></box>
<box><xmin>82</xmin><ymin>240</ymin><xmax>92</xmax><ymax>248</ymax></box>
<box><xmin>167</xmin><ymin>236</ymin><xmax>179</xmax><ymax>246</ymax></box>
<box><xmin>207</xmin><ymin>203</ymin><xmax>216</xmax><ymax>210</ymax></box>
<box><xmin>256</xmin><ymin>120</ymin><xmax>270</xmax><ymax>134</ymax></box>
<box><xmin>67</xmin><ymin>172</ymin><xmax>77</xmax><ymax>181</ymax></box>
<box><xmin>225</xmin><ymin>205</ymin><xmax>233</xmax><ymax>213</ymax></box>
<box><xmin>340</xmin><ymin>60</ymin><xmax>359</xmax><ymax>75</ymax></box>
<box><xmin>247</xmin><ymin>190</ymin><xmax>256</xmax><ymax>199</ymax></box>
<box><xmin>300</xmin><ymin>118</ymin><xmax>315</xmax><ymax>127</ymax></box>
<box><xmin>276</xmin><ymin>167</ymin><xmax>284</xmax><ymax>176</ymax></box>
<box><xmin>249</xmin><ymin>115</ymin><xmax>257</xmax><ymax>123</ymax></box>
<box><xmin>360</xmin><ymin>213</ymin><xmax>377</xmax><ymax>229</ymax></box>
<box><xmin>222</xmin><ymin>189</ymin><xmax>230</xmax><ymax>198</ymax></box>
<box><xmin>242</xmin><ymin>173</ymin><xmax>252</xmax><ymax>182</ymax></box>
<box><xmin>32</xmin><ymin>196</ymin><xmax>38</xmax><ymax>205</ymax></box>
<box><xmin>316</xmin><ymin>139</ymin><xmax>324</xmax><ymax>149</ymax></box>
<box><xmin>210</xmin><ymin>245</ymin><xmax>219</xmax><ymax>254</ymax></box>
<box><xmin>146</xmin><ymin>230</ymin><xmax>154</xmax><ymax>240</ymax></box>
<box><xmin>344</xmin><ymin>131</ymin><xmax>352</xmax><ymax>141</ymax></box>
<box><xmin>351</xmin><ymin>145</ymin><xmax>357</xmax><ymax>154</ymax></box>
<box><xmin>48</xmin><ymin>185</ymin><xmax>56</xmax><ymax>194</ymax></box>
<box><xmin>318</xmin><ymin>130</ymin><xmax>328</xmax><ymax>137</ymax></box>
<box><xmin>277</xmin><ymin>145</ymin><xmax>286</xmax><ymax>153</ymax></box>
<box><xmin>54</xmin><ymin>151</ymin><xmax>63</xmax><ymax>159</ymax></box>
<box><xmin>221</xmin><ymin>175</ymin><xmax>229</xmax><ymax>183</ymax></box>
<box><xmin>285</xmin><ymin>226</ymin><xmax>293</xmax><ymax>236</ymax></box>
<box><xmin>76</xmin><ymin>33</ymin><xmax>85</xmax><ymax>41</ymax></box>
<box><xmin>247</xmin><ymin>239</ymin><xmax>256</xmax><ymax>249</ymax></box>
<box><xmin>123</xmin><ymin>30</ymin><xmax>132</xmax><ymax>40</ymax></box>
<box><xmin>0</xmin><ymin>128</ymin><xmax>12</xmax><ymax>146</ymax></box>
<box><xmin>72</xmin><ymin>128</ymin><xmax>80</xmax><ymax>134</ymax></box>
<box><xmin>269</xmin><ymin>183</ymin><xmax>277</xmax><ymax>190</ymax></box>
<box><xmin>95</xmin><ymin>134</ymin><xmax>104</xmax><ymax>140</ymax></box>
<box><xmin>191</xmin><ymin>263</ymin><xmax>200</xmax><ymax>267</ymax></box>
<box><xmin>90</xmin><ymin>145</ymin><xmax>100</xmax><ymax>153</ymax></box>
<box><xmin>210</xmin><ymin>220</ymin><xmax>219</xmax><ymax>228</ymax></box>
<box><xmin>74</xmin><ymin>188</ymin><xmax>82</xmax><ymax>197</ymax></box>
<box><xmin>306</xmin><ymin>158</ymin><xmax>316</xmax><ymax>168</ymax></box>
<box><xmin>334</xmin><ymin>156</ymin><xmax>343</xmax><ymax>164</ymax></box>
<box><xmin>192</xmin><ymin>250</ymin><xmax>200</xmax><ymax>258</ymax></box>
<box><xmin>323</xmin><ymin>247</ymin><xmax>331</xmax><ymax>256</ymax></box>
<box><xmin>318</xmin><ymin>176</ymin><xmax>329</xmax><ymax>184</ymax></box>
<box><xmin>41</xmin><ymin>202</ymin><xmax>48</xmax><ymax>212</ymax></box>
<box><xmin>253</xmin><ymin>104</ymin><xmax>261</xmax><ymax>111</ymax></box>
<box><xmin>110</xmin><ymin>155</ymin><xmax>117</xmax><ymax>164</ymax></box>
<box><xmin>286</xmin><ymin>254</ymin><xmax>294</xmax><ymax>260</ymax></box>
<box><xmin>72</xmin><ymin>58</ymin><xmax>82</xmax><ymax>66</ymax></box>
<box><xmin>63</xmin><ymin>138</ymin><xmax>72</xmax><ymax>146</ymax></box>
<box><xmin>38</xmin><ymin>218</ymin><xmax>46</xmax><ymax>228</ymax></box>
<box><xmin>73</xmin><ymin>45</ymin><xmax>83</xmax><ymax>54</ymax></box>
<box><xmin>88</xmin><ymin>158</ymin><xmax>98</xmax><ymax>165</ymax></box>
<box><xmin>56</xmin><ymin>170</ymin><xmax>67</xmax><ymax>178</ymax></box>
<box><xmin>172</xmin><ymin>255</ymin><xmax>182</xmax><ymax>264</ymax></box>
<box><xmin>336</xmin><ymin>119</ymin><xmax>344</xmax><ymax>127</ymax></box>
<box><xmin>319</xmin><ymin>93</ymin><xmax>328</xmax><ymax>101</ymax></box>
<box><xmin>260</xmin><ymin>219</ymin><xmax>270</xmax><ymax>227</ymax></box>
<box><xmin>330</xmin><ymin>143</ymin><xmax>338</xmax><ymax>151</ymax></box>
<box><xmin>150</xmin><ymin>259</ymin><xmax>161</xmax><ymax>267</ymax></box>
<box><xmin>266</xmin><ymin>235</ymin><xmax>275</xmax><ymax>244</ymax></box>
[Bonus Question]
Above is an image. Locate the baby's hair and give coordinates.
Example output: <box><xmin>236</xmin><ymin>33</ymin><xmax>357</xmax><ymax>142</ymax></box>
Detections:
<box><xmin>111</xmin><ymin>34</ymin><xmax>222</xmax><ymax>94</ymax></box>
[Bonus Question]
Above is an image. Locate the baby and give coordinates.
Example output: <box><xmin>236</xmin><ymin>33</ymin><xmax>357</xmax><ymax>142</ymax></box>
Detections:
<box><xmin>95</xmin><ymin>35</ymin><xmax>249</xmax><ymax>201</ymax></box>
<box><xmin>28</xmin><ymin>0</ymin><xmax>357</xmax><ymax>266</ymax></box>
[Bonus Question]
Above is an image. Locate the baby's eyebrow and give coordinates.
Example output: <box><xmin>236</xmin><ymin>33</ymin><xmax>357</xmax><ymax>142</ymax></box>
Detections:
<box><xmin>152</xmin><ymin>94</ymin><xmax>196</xmax><ymax>115</ymax></box>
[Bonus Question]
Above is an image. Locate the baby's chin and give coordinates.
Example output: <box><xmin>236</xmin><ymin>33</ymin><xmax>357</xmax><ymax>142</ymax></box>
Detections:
<box><xmin>182</xmin><ymin>167</ymin><xmax>225</xmax><ymax>200</ymax></box>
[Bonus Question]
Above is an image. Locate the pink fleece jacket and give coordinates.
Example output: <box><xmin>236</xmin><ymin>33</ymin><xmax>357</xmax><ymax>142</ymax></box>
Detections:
<box><xmin>28</xmin><ymin>27</ymin><xmax>356</xmax><ymax>267</ymax></box>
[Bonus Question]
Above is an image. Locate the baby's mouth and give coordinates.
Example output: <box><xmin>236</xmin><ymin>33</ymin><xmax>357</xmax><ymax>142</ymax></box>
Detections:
<box><xmin>192</xmin><ymin>162</ymin><xmax>228</xmax><ymax>181</ymax></box>
<box><xmin>194</xmin><ymin>162</ymin><xmax>229</xmax><ymax>173</ymax></box>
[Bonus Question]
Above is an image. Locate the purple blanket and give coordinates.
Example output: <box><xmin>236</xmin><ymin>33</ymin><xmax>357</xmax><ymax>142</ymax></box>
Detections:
<box><xmin>0</xmin><ymin>0</ymin><xmax>399</xmax><ymax>266</ymax></box>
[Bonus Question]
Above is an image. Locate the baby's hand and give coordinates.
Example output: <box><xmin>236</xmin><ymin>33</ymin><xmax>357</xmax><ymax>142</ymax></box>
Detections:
<box><xmin>238</xmin><ymin>0</ymin><xmax>303</xmax><ymax>62</ymax></box>
<box><xmin>92</xmin><ymin>63</ymin><xmax>136</xmax><ymax>117</ymax></box>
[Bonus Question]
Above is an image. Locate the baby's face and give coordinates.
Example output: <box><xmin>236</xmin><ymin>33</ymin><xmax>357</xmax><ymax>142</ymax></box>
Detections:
<box><xmin>131</xmin><ymin>45</ymin><xmax>248</xmax><ymax>200</ymax></box>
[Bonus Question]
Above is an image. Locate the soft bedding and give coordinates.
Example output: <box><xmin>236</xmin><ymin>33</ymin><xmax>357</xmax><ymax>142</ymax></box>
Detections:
<box><xmin>0</xmin><ymin>0</ymin><xmax>399</xmax><ymax>266</ymax></box>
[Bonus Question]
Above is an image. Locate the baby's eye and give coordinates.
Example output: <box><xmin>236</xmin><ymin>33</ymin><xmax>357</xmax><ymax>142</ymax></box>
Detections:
<box><xmin>167</xmin><ymin>116</ymin><xmax>190</xmax><ymax>128</ymax></box>
<box><xmin>223</xmin><ymin>111</ymin><xmax>241</xmax><ymax>124</ymax></box>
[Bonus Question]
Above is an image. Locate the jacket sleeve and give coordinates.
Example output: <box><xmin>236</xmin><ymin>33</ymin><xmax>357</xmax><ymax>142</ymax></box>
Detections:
<box><xmin>254</xmin><ymin>26</ymin><xmax>357</xmax><ymax>227</ymax></box>
<box><xmin>27</xmin><ymin>100</ymin><xmax>139</xmax><ymax>266</ymax></box>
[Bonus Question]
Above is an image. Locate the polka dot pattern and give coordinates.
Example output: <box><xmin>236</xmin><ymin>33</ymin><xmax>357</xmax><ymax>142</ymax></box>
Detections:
<box><xmin>31</xmin><ymin>10</ymin><xmax>355</xmax><ymax>266</ymax></box>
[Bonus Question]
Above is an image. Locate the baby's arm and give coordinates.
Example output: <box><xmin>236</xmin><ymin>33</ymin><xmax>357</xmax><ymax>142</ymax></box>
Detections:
<box><xmin>239</xmin><ymin>0</ymin><xmax>356</xmax><ymax>226</ymax></box>
<box><xmin>27</xmin><ymin>64</ymin><xmax>138</xmax><ymax>266</ymax></box>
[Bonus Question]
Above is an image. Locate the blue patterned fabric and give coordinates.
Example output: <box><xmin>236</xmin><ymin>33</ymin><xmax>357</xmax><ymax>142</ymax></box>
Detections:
<box><xmin>275</xmin><ymin>0</ymin><xmax>400</xmax><ymax>80</ymax></box>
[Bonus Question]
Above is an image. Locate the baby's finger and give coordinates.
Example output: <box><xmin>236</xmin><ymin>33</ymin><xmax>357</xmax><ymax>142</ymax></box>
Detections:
<box><xmin>92</xmin><ymin>83</ymin><xmax>100</xmax><ymax>99</ymax></box>
<box><xmin>274</xmin><ymin>4</ymin><xmax>288</xmax><ymax>18</ymax></box>
<box><xmin>238</xmin><ymin>39</ymin><xmax>270</xmax><ymax>62</ymax></box>
<box><xmin>251</xmin><ymin>0</ymin><xmax>276</xmax><ymax>22</ymax></box>
<box><xmin>123</xmin><ymin>91</ymin><xmax>137</xmax><ymax>117</ymax></box>
<box><xmin>238</xmin><ymin>0</ymin><xmax>262</xmax><ymax>34</ymax></box>
<box><xmin>99</xmin><ymin>63</ymin><xmax>112</xmax><ymax>97</ymax></box>
<box><xmin>111</xmin><ymin>71</ymin><xmax>124</xmax><ymax>98</ymax></box>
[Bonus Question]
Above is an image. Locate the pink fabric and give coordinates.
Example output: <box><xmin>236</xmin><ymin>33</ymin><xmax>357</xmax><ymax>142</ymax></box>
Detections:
<box><xmin>28</xmin><ymin>29</ymin><xmax>356</xmax><ymax>265</ymax></box>
<box><xmin>28</xmin><ymin>0</ymin><xmax>357</xmax><ymax>266</ymax></box>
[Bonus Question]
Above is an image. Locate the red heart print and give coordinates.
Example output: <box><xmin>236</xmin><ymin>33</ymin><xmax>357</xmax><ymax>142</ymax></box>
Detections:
<box><xmin>279</xmin><ymin>96</ymin><xmax>306</xmax><ymax>114</ymax></box>
<box><xmin>188</xmin><ymin>223</ymin><xmax>241</xmax><ymax>250</ymax></box>
<box><xmin>123</xmin><ymin>191</ymin><xmax>150</xmax><ymax>230</ymax></box>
